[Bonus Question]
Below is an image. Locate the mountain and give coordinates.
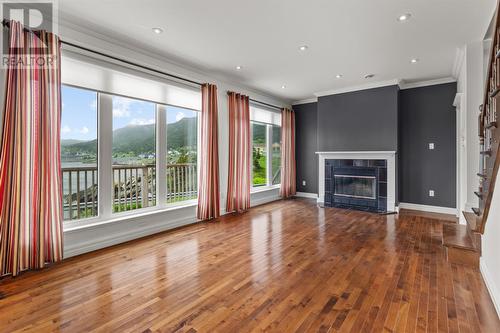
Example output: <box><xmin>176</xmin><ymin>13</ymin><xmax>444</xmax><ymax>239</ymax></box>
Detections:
<box><xmin>167</xmin><ymin>117</ymin><xmax>197</xmax><ymax>149</ymax></box>
<box><xmin>113</xmin><ymin>124</ymin><xmax>155</xmax><ymax>154</ymax></box>
<box><xmin>61</xmin><ymin>117</ymin><xmax>197</xmax><ymax>156</ymax></box>
<box><xmin>252</xmin><ymin>123</ymin><xmax>266</xmax><ymax>144</ymax></box>
<box><xmin>61</xmin><ymin>139</ymin><xmax>85</xmax><ymax>146</ymax></box>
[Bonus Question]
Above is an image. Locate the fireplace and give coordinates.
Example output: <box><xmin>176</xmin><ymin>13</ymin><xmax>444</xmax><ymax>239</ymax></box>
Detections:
<box><xmin>324</xmin><ymin>159</ymin><xmax>387</xmax><ymax>213</ymax></box>
<box><xmin>334</xmin><ymin>175</ymin><xmax>376</xmax><ymax>199</ymax></box>
<box><xmin>316</xmin><ymin>151</ymin><xmax>396</xmax><ymax>212</ymax></box>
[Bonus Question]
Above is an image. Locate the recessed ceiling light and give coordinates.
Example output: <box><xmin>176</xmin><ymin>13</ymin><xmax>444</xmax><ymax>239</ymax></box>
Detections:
<box><xmin>236</xmin><ymin>65</ymin><xmax>242</xmax><ymax>70</ymax></box>
<box><xmin>397</xmin><ymin>13</ymin><xmax>411</xmax><ymax>22</ymax></box>
<box><xmin>364</xmin><ymin>74</ymin><xmax>375</xmax><ymax>79</ymax></box>
<box><xmin>299</xmin><ymin>45</ymin><xmax>308</xmax><ymax>51</ymax></box>
<box><xmin>152</xmin><ymin>27</ymin><xmax>164</xmax><ymax>34</ymax></box>
<box><xmin>410</xmin><ymin>58</ymin><xmax>419</xmax><ymax>64</ymax></box>
<box><xmin>335</xmin><ymin>74</ymin><xmax>343</xmax><ymax>79</ymax></box>
<box><xmin>281</xmin><ymin>85</ymin><xmax>286</xmax><ymax>89</ymax></box>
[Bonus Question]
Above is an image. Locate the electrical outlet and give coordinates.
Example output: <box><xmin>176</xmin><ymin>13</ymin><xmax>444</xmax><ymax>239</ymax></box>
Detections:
<box><xmin>302</xmin><ymin>180</ymin><xmax>306</xmax><ymax>186</ymax></box>
<box><xmin>428</xmin><ymin>143</ymin><xmax>435</xmax><ymax>150</ymax></box>
<box><xmin>429</xmin><ymin>190</ymin><xmax>435</xmax><ymax>197</ymax></box>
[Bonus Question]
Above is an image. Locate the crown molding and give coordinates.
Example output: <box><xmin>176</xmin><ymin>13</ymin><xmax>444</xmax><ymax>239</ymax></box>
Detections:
<box><xmin>453</xmin><ymin>92</ymin><xmax>464</xmax><ymax>107</ymax></box>
<box><xmin>295</xmin><ymin>76</ymin><xmax>457</xmax><ymax>102</ymax></box>
<box><xmin>314</xmin><ymin>79</ymin><xmax>402</xmax><ymax>97</ymax></box>
<box><xmin>292</xmin><ymin>97</ymin><xmax>318</xmax><ymax>105</ymax></box>
<box><xmin>399</xmin><ymin>77</ymin><xmax>457</xmax><ymax>90</ymax></box>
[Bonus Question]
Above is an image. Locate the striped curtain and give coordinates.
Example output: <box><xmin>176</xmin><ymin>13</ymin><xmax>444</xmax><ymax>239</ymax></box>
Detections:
<box><xmin>226</xmin><ymin>92</ymin><xmax>251</xmax><ymax>213</ymax></box>
<box><xmin>280</xmin><ymin>108</ymin><xmax>296</xmax><ymax>198</ymax></box>
<box><xmin>197</xmin><ymin>84</ymin><xmax>220</xmax><ymax>220</ymax></box>
<box><xmin>0</xmin><ymin>21</ymin><xmax>63</xmax><ymax>277</ymax></box>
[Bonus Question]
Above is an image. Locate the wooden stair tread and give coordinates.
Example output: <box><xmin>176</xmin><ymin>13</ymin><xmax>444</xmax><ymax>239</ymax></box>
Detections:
<box><xmin>463</xmin><ymin>211</ymin><xmax>478</xmax><ymax>231</ymax></box>
<box><xmin>442</xmin><ymin>224</ymin><xmax>477</xmax><ymax>251</ymax></box>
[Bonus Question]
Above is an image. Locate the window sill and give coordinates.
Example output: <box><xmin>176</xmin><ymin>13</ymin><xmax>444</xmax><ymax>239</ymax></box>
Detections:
<box><xmin>251</xmin><ymin>184</ymin><xmax>281</xmax><ymax>194</ymax></box>
<box><xmin>63</xmin><ymin>200</ymin><xmax>198</xmax><ymax>233</ymax></box>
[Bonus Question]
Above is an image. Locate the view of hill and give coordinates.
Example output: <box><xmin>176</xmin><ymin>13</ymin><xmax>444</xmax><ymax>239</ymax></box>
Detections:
<box><xmin>61</xmin><ymin>117</ymin><xmax>197</xmax><ymax>158</ymax></box>
<box><xmin>61</xmin><ymin>139</ymin><xmax>85</xmax><ymax>146</ymax></box>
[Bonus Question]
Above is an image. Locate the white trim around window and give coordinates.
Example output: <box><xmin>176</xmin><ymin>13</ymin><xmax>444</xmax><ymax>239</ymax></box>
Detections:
<box><xmin>62</xmin><ymin>87</ymin><xmax>201</xmax><ymax>230</ymax></box>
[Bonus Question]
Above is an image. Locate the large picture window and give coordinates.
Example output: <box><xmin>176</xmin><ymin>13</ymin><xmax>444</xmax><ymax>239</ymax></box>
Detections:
<box><xmin>252</xmin><ymin>122</ymin><xmax>268</xmax><ymax>186</ymax></box>
<box><xmin>250</xmin><ymin>105</ymin><xmax>281</xmax><ymax>188</ymax></box>
<box><xmin>61</xmin><ymin>53</ymin><xmax>202</xmax><ymax>223</ymax></box>
<box><xmin>271</xmin><ymin>125</ymin><xmax>281</xmax><ymax>185</ymax></box>
<box><xmin>61</xmin><ymin>85</ymin><xmax>98</xmax><ymax>220</ymax></box>
<box><xmin>112</xmin><ymin>96</ymin><xmax>156</xmax><ymax>213</ymax></box>
<box><xmin>166</xmin><ymin>105</ymin><xmax>198</xmax><ymax>204</ymax></box>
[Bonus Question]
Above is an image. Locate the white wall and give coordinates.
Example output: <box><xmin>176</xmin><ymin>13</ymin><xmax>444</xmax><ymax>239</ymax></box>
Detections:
<box><xmin>480</xmin><ymin>22</ymin><xmax>500</xmax><ymax>319</ymax></box>
<box><xmin>462</xmin><ymin>22</ymin><xmax>500</xmax><ymax>318</ymax></box>
<box><xmin>466</xmin><ymin>42</ymin><xmax>484</xmax><ymax>210</ymax></box>
<box><xmin>481</xmin><ymin>172</ymin><xmax>500</xmax><ymax>317</ymax></box>
<box><xmin>0</xmin><ymin>21</ymin><xmax>290</xmax><ymax>258</ymax></box>
<box><xmin>456</xmin><ymin>42</ymin><xmax>483</xmax><ymax>211</ymax></box>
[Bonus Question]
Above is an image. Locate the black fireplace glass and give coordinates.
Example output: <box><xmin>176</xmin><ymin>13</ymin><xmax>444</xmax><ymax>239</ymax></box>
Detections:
<box><xmin>334</xmin><ymin>175</ymin><xmax>376</xmax><ymax>199</ymax></box>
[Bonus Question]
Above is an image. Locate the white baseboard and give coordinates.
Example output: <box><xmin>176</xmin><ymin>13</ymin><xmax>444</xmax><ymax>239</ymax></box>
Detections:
<box><xmin>295</xmin><ymin>192</ymin><xmax>318</xmax><ymax>199</ymax></box>
<box><xmin>398</xmin><ymin>202</ymin><xmax>458</xmax><ymax>216</ymax></box>
<box><xmin>250</xmin><ymin>194</ymin><xmax>281</xmax><ymax>207</ymax></box>
<box><xmin>480</xmin><ymin>258</ymin><xmax>500</xmax><ymax>319</ymax></box>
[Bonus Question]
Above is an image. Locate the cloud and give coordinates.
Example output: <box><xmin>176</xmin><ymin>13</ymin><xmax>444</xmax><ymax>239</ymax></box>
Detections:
<box><xmin>79</xmin><ymin>126</ymin><xmax>89</xmax><ymax>134</ymax></box>
<box><xmin>175</xmin><ymin>112</ymin><xmax>185</xmax><ymax>121</ymax></box>
<box><xmin>129</xmin><ymin>118</ymin><xmax>155</xmax><ymax>126</ymax></box>
<box><xmin>112</xmin><ymin>97</ymin><xmax>132</xmax><ymax>118</ymax></box>
<box><xmin>89</xmin><ymin>99</ymin><xmax>97</xmax><ymax>110</ymax></box>
<box><xmin>61</xmin><ymin>125</ymin><xmax>71</xmax><ymax>134</ymax></box>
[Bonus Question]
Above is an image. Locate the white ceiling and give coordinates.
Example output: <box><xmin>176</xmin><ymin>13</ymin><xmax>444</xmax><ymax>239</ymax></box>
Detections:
<box><xmin>58</xmin><ymin>0</ymin><xmax>496</xmax><ymax>102</ymax></box>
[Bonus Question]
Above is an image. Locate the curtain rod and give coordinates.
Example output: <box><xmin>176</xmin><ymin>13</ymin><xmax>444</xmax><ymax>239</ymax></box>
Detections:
<box><xmin>1</xmin><ymin>19</ymin><xmax>203</xmax><ymax>87</ymax></box>
<box><xmin>2</xmin><ymin>19</ymin><xmax>284</xmax><ymax>110</ymax></box>
<box><xmin>249</xmin><ymin>98</ymin><xmax>282</xmax><ymax>111</ymax></box>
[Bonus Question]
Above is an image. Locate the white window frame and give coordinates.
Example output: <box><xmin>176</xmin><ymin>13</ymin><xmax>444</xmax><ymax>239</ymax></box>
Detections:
<box><xmin>250</xmin><ymin>121</ymin><xmax>282</xmax><ymax>192</ymax></box>
<box><xmin>61</xmin><ymin>86</ymin><xmax>201</xmax><ymax>229</ymax></box>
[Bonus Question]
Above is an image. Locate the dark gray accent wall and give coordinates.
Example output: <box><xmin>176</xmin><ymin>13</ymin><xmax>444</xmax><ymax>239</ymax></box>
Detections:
<box><xmin>293</xmin><ymin>83</ymin><xmax>456</xmax><ymax>208</ymax></box>
<box><xmin>294</xmin><ymin>102</ymin><xmax>318</xmax><ymax>194</ymax></box>
<box><xmin>399</xmin><ymin>83</ymin><xmax>457</xmax><ymax>208</ymax></box>
<box><xmin>317</xmin><ymin>85</ymin><xmax>399</xmax><ymax>151</ymax></box>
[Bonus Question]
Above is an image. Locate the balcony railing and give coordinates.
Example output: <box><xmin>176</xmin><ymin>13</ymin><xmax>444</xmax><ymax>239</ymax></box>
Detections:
<box><xmin>62</xmin><ymin>163</ymin><xmax>197</xmax><ymax>221</ymax></box>
<box><xmin>62</xmin><ymin>166</ymin><xmax>98</xmax><ymax>220</ymax></box>
<box><xmin>112</xmin><ymin>164</ymin><xmax>157</xmax><ymax>213</ymax></box>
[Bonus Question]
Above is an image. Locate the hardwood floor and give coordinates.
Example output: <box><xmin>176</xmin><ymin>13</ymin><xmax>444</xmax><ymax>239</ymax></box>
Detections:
<box><xmin>1</xmin><ymin>198</ymin><xmax>499</xmax><ymax>332</ymax></box>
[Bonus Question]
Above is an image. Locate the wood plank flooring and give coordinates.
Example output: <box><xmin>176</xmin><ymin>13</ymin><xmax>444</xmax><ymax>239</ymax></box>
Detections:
<box><xmin>1</xmin><ymin>198</ymin><xmax>499</xmax><ymax>332</ymax></box>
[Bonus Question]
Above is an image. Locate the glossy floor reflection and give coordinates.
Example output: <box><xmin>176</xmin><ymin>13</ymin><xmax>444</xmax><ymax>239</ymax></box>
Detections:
<box><xmin>0</xmin><ymin>198</ymin><xmax>499</xmax><ymax>332</ymax></box>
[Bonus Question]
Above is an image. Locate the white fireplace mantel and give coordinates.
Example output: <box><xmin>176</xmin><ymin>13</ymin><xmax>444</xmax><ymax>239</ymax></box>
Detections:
<box><xmin>316</xmin><ymin>151</ymin><xmax>397</xmax><ymax>212</ymax></box>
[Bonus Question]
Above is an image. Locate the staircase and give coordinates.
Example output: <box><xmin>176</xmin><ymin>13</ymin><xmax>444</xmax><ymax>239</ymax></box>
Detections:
<box><xmin>443</xmin><ymin>2</ymin><xmax>500</xmax><ymax>268</ymax></box>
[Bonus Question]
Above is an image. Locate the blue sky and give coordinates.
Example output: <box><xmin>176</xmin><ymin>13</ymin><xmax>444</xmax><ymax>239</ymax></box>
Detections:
<box><xmin>61</xmin><ymin>85</ymin><xmax>198</xmax><ymax>141</ymax></box>
<box><xmin>61</xmin><ymin>85</ymin><xmax>97</xmax><ymax>141</ymax></box>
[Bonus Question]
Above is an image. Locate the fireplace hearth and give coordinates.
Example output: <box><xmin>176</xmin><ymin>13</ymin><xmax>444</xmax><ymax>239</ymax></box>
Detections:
<box><xmin>325</xmin><ymin>159</ymin><xmax>387</xmax><ymax>213</ymax></box>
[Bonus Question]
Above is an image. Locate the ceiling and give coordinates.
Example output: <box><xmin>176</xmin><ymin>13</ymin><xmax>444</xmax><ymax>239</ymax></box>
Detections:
<box><xmin>58</xmin><ymin>0</ymin><xmax>496</xmax><ymax>102</ymax></box>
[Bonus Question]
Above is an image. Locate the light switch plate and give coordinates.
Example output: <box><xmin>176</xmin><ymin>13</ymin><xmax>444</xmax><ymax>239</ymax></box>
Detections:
<box><xmin>428</xmin><ymin>143</ymin><xmax>435</xmax><ymax>150</ymax></box>
<box><xmin>302</xmin><ymin>180</ymin><xmax>306</xmax><ymax>186</ymax></box>
<box><xmin>429</xmin><ymin>190</ymin><xmax>435</xmax><ymax>197</ymax></box>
